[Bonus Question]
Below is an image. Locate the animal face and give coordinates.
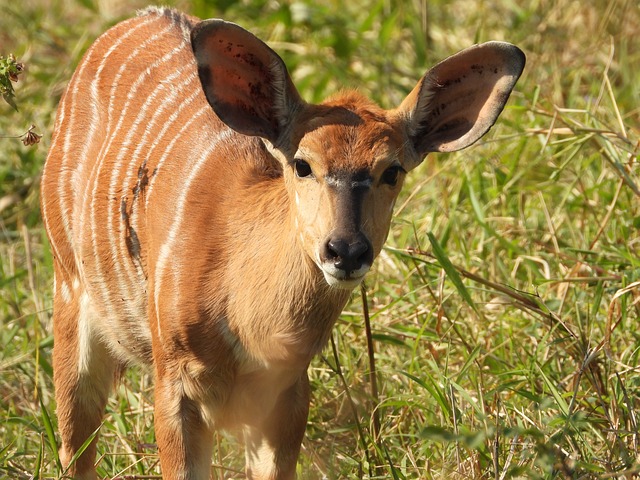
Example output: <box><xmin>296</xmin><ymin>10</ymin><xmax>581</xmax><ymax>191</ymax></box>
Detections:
<box><xmin>272</xmin><ymin>100</ymin><xmax>407</xmax><ymax>288</ymax></box>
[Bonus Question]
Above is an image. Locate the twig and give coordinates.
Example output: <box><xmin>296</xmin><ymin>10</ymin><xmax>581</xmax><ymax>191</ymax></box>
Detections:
<box><xmin>405</xmin><ymin>246</ymin><xmax>571</xmax><ymax>332</ymax></box>
<box><xmin>360</xmin><ymin>283</ymin><xmax>380</xmax><ymax>442</ymax></box>
<box><xmin>327</xmin><ymin>336</ymin><xmax>373</xmax><ymax>477</ymax></box>
<box><xmin>498</xmin><ymin>434</ymin><xmax>519</xmax><ymax>480</ymax></box>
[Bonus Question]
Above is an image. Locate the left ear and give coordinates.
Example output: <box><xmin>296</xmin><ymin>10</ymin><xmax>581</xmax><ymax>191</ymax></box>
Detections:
<box><xmin>395</xmin><ymin>41</ymin><xmax>525</xmax><ymax>170</ymax></box>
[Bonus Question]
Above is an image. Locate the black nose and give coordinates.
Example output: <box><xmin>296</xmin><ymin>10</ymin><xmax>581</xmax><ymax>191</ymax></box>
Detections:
<box><xmin>323</xmin><ymin>234</ymin><xmax>373</xmax><ymax>274</ymax></box>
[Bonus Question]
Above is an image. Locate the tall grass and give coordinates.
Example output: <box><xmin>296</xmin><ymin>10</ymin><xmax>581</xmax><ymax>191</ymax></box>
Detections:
<box><xmin>1</xmin><ymin>0</ymin><xmax>638</xmax><ymax>478</ymax></box>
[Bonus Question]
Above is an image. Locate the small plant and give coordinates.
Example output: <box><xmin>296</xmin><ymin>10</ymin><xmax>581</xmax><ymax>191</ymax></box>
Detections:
<box><xmin>0</xmin><ymin>54</ymin><xmax>41</xmax><ymax>147</ymax></box>
<box><xmin>0</xmin><ymin>53</ymin><xmax>25</xmax><ymax>110</ymax></box>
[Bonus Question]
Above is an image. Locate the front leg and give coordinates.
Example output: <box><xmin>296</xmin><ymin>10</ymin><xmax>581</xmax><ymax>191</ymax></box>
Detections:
<box><xmin>244</xmin><ymin>373</ymin><xmax>310</xmax><ymax>480</ymax></box>
<box><xmin>154</xmin><ymin>369</ymin><xmax>215</xmax><ymax>480</ymax></box>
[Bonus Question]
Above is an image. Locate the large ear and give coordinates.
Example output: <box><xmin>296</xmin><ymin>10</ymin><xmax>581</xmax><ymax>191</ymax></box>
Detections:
<box><xmin>191</xmin><ymin>19</ymin><xmax>304</xmax><ymax>144</ymax></box>
<box><xmin>396</xmin><ymin>41</ymin><xmax>525</xmax><ymax>169</ymax></box>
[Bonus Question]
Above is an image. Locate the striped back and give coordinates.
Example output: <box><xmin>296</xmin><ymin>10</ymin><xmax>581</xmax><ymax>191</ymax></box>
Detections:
<box><xmin>41</xmin><ymin>8</ymin><xmax>236</xmax><ymax>363</ymax></box>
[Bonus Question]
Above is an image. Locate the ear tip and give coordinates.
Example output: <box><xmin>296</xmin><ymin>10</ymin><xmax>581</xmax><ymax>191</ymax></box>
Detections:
<box><xmin>191</xmin><ymin>18</ymin><xmax>244</xmax><ymax>45</ymax></box>
<box><xmin>481</xmin><ymin>41</ymin><xmax>527</xmax><ymax>76</ymax></box>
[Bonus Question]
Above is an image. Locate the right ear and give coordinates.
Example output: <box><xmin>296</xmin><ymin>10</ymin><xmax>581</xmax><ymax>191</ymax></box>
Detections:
<box><xmin>191</xmin><ymin>19</ymin><xmax>304</xmax><ymax>145</ymax></box>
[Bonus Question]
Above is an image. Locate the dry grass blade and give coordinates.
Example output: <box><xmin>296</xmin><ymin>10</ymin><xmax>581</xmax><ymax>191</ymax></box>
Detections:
<box><xmin>404</xmin><ymin>246</ymin><xmax>571</xmax><ymax>334</ymax></box>
<box><xmin>360</xmin><ymin>283</ymin><xmax>380</xmax><ymax>442</ymax></box>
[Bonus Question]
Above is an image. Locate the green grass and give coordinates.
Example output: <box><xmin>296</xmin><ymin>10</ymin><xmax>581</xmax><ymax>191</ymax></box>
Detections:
<box><xmin>1</xmin><ymin>0</ymin><xmax>639</xmax><ymax>478</ymax></box>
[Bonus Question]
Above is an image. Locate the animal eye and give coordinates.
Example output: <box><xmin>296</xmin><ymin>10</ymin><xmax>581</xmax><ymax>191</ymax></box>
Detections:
<box><xmin>294</xmin><ymin>159</ymin><xmax>313</xmax><ymax>178</ymax></box>
<box><xmin>381</xmin><ymin>165</ymin><xmax>403</xmax><ymax>186</ymax></box>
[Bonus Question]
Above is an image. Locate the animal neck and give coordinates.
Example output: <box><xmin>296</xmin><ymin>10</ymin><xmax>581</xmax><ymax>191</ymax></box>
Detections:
<box><xmin>218</xmin><ymin>164</ymin><xmax>352</xmax><ymax>365</ymax></box>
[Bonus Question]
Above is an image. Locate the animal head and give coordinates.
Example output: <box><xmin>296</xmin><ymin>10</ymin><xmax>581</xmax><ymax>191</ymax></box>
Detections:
<box><xmin>192</xmin><ymin>20</ymin><xmax>525</xmax><ymax>289</ymax></box>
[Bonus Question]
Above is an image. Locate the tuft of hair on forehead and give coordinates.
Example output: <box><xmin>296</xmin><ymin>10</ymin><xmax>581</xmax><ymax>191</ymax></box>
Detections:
<box><xmin>321</xmin><ymin>90</ymin><xmax>389</xmax><ymax>124</ymax></box>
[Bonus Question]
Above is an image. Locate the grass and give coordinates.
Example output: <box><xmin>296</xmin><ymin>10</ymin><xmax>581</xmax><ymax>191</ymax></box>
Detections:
<box><xmin>1</xmin><ymin>0</ymin><xmax>639</xmax><ymax>478</ymax></box>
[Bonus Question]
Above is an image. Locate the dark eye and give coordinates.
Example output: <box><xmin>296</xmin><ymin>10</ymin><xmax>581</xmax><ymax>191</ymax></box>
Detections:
<box><xmin>381</xmin><ymin>165</ymin><xmax>403</xmax><ymax>186</ymax></box>
<box><xmin>294</xmin><ymin>159</ymin><xmax>313</xmax><ymax>178</ymax></box>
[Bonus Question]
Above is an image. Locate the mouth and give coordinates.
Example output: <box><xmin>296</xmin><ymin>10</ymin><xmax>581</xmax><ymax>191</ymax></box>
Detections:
<box><xmin>319</xmin><ymin>263</ymin><xmax>370</xmax><ymax>290</ymax></box>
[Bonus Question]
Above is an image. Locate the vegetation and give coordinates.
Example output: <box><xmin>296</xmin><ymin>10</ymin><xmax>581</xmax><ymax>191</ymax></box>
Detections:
<box><xmin>1</xmin><ymin>0</ymin><xmax>638</xmax><ymax>478</ymax></box>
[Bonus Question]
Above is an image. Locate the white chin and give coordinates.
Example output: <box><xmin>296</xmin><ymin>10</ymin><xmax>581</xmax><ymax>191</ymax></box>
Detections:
<box><xmin>321</xmin><ymin>267</ymin><xmax>368</xmax><ymax>290</ymax></box>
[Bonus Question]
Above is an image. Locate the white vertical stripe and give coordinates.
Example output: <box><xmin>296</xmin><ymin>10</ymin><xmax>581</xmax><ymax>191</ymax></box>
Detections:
<box><xmin>119</xmin><ymin>71</ymin><xmax>200</xmax><ymax>288</ymax></box>
<box><xmin>82</xmin><ymin>18</ymin><xmax>181</xmax><ymax>316</ymax></box>
<box><xmin>128</xmin><ymin>80</ymin><xmax>202</xmax><ymax>267</ymax></box>
<box><xmin>104</xmin><ymin>53</ymin><xmax>191</xmax><ymax>312</ymax></box>
<box><xmin>145</xmin><ymin>105</ymin><xmax>212</xmax><ymax>207</ymax></box>
<box><xmin>153</xmin><ymin>128</ymin><xmax>233</xmax><ymax>338</ymax></box>
<box><xmin>70</xmin><ymin>16</ymin><xmax>155</xmax><ymax>221</ymax></box>
<box><xmin>71</xmin><ymin>15</ymin><xmax>159</xmax><ymax>280</ymax></box>
<box><xmin>61</xmin><ymin>281</ymin><xmax>72</xmax><ymax>303</ymax></box>
<box><xmin>56</xmin><ymin>45</ymin><xmax>93</xmax><ymax>250</ymax></box>
<box><xmin>68</xmin><ymin>17</ymin><xmax>153</xmax><ymax>254</ymax></box>
<box><xmin>77</xmin><ymin>291</ymin><xmax>93</xmax><ymax>374</ymax></box>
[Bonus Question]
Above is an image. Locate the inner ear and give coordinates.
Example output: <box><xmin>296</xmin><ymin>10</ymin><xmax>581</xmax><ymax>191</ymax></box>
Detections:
<box><xmin>396</xmin><ymin>41</ymin><xmax>525</xmax><ymax>167</ymax></box>
<box><xmin>191</xmin><ymin>19</ymin><xmax>303</xmax><ymax>144</ymax></box>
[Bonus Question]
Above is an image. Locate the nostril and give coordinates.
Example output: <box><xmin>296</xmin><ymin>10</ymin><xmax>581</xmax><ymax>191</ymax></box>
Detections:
<box><xmin>324</xmin><ymin>235</ymin><xmax>372</xmax><ymax>273</ymax></box>
<box><xmin>326</xmin><ymin>238</ymin><xmax>348</xmax><ymax>262</ymax></box>
<box><xmin>348</xmin><ymin>240</ymin><xmax>369</xmax><ymax>264</ymax></box>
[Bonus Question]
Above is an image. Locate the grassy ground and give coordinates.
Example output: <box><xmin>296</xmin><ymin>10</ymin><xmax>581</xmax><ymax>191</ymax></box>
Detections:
<box><xmin>1</xmin><ymin>0</ymin><xmax>639</xmax><ymax>478</ymax></box>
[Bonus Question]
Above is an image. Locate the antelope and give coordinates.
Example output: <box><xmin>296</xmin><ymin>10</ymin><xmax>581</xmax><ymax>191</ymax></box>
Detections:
<box><xmin>41</xmin><ymin>6</ymin><xmax>525</xmax><ymax>480</ymax></box>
